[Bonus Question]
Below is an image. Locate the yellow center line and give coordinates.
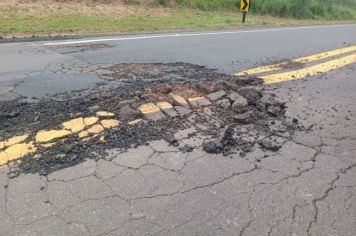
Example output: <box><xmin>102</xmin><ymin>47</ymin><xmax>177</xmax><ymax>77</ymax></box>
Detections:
<box><xmin>235</xmin><ymin>45</ymin><xmax>356</xmax><ymax>76</ymax></box>
<box><xmin>260</xmin><ymin>54</ymin><xmax>356</xmax><ymax>84</ymax></box>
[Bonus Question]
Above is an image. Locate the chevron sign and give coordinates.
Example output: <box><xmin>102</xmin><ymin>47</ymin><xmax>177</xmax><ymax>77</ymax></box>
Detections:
<box><xmin>240</xmin><ymin>0</ymin><xmax>251</xmax><ymax>12</ymax></box>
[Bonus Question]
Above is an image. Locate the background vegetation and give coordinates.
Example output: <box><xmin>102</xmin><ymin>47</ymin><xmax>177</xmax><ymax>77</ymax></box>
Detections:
<box><xmin>0</xmin><ymin>0</ymin><xmax>355</xmax><ymax>37</ymax></box>
<box><xmin>149</xmin><ymin>0</ymin><xmax>356</xmax><ymax>20</ymax></box>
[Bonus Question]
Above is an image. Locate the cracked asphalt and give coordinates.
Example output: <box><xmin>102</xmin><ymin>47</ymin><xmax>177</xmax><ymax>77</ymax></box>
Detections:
<box><xmin>0</xmin><ymin>25</ymin><xmax>356</xmax><ymax>235</ymax></box>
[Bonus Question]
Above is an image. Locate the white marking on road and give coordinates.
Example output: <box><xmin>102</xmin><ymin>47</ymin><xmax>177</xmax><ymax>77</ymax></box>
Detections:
<box><xmin>43</xmin><ymin>24</ymin><xmax>356</xmax><ymax>46</ymax></box>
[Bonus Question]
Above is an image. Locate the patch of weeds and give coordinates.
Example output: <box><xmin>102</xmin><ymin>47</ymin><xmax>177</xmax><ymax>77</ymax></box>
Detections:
<box><xmin>124</xmin><ymin>0</ymin><xmax>141</xmax><ymax>5</ymax></box>
<box><xmin>154</xmin><ymin>0</ymin><xmax>170</xmax><ymax>6</ymax></box>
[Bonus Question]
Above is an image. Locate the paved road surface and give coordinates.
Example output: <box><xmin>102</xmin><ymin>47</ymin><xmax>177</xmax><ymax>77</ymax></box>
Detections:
<box><xmin>0</xmin><ymin>24</ymin><xmax>356</xmax><ymax>235</ymax></box>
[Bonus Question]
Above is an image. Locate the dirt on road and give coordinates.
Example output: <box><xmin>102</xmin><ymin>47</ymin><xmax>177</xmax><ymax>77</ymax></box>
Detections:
<box><xmin>0</xmin><ymin>63</ymin><xmax>303</xmax><ymax>176</ymax></box>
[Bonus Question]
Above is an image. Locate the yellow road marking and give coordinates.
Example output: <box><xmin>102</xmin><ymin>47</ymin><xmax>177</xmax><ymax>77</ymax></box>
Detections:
<box><xmin>0</xmin><ymin>152</ymin><xmax>9</xmax><ymax>166</ymax></box>
<box><xmin>157</xmin><ymin>101</ymin><xmax>173</xmax><ymax>110</ymax></box>
<box><xmin>261</xmin><ymin>54</ymin><xmax>356</xmax><ymax>84</ymax></box>
<box><xmin>128</xmin><ymin>119</ymin><xmax>142</xmax><ymax>125</ymax></box>
<box><xmin>36</xmin><ymin>129</ymin><xmax>72</xmax><ymax>143</ymax></box>
<box><xmin>62</xmin><ymin>117</ymin><xmax>85</xmax><ymax>133</ymax></box>
<box><xmin>79</xmin><ymin>131</ymin><xmax>89</xmax><ymax>138</ymax></box>
<box><xmin>41</xmin><ymin>142</ymin><xmax>56</xmax><ymax>148</ymax></box>
<box><xmin>139</xmin><ymin>103</ymin><xmax>161</xmax><ymax>114</ymax></box>
<box><xmin>0</xmin><ymin>134</ymin><xmax>29</xmax><ymax>149</ymax></box>
<box><xmin>4</xmin><ymin>142</ymin><xmax>37</xmax><ymax>164</ymax></box>
<box><xmin>84</xmin><ymin>117</ymin><xmax>98</xmax><ymax>126</ymax></box>
<box><xmin>0</xmin><ymin>110</ymin><xmax>146</xmax><ymax>166</ymax></box>
<box><xmin>101</xmin><ymin>119</ymin><xmax>120</xmax><ymax>129</ymax></box>
<box><xmin>294</xmin><ymin>46</ymin><xmax>356</xmax><ymax>63</ymax></box>
<box><xmin>188</xmin><ymin>97</ymin><xmax>204</xmax><ymax>102</ymax></box>
<box><xmin>172</xmin><ymin>95</ymin><xmax>188</xmax><ymax>107</ymax></box>
<box><xmin>235</xmin><ymin>46</ymin><xmax>356</xmax><ymax>76</ymax></box>
<box><xmin>96</xmin><ymin>111</ymin><xmax>115</xmax><ymax>117</ymax></box>
<box><xmin>87</xmin><ymin>124</ymin><xmax>104</xmax><ymax>134</ymax></box>
<box><xmin>235</xmin><ymin>64</ymin><xmax>280</xmax><ymax>76</ymax></box>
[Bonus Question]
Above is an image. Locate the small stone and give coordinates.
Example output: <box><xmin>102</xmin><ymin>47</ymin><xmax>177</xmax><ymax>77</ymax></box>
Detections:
<box><xmin>145</xmin><ymin>111</ymin><xmax>166</xmax><ymax>121</ymax></box>
<box><xmin>118</xmin><ymin>99</ymin><xmax>136</xmax><ymax>106</ymax></box>
<box><xmin>63</xmin><ymin>144</ymin><xmax>74</xmax><ymax>153</ymax></box>
<box><xmin>119</xmin><ymin>105</ymin><xmax>140</xmax><ymax>121</ymax></box>
<box><xmin>188</xmin><ymin>97</ymin><xmax>211</xmax><ymax>107</ymax></box>
<box><xmin>207</xmin><ymin>90</ymin><xmax>226</xmax><ymax>101</ymax></box>
<box><xmin>171</xmin><ymin>95</ymin><xmax>189</xmax><ymax>107</ymax></box>
<box><xmin>240</xmin><ymin>134</ymin><xmax>256</xmax><ymax>144</ymax></box>
<box><xmin>258</xmin><ymin>137</ymin><xmax>283</xmax><ymax>151</ymax></box>
<box><xmin>88</xmin><ymin>105</ymin><xmax>100</xmax><ymax>111</ymax></box>
<box><xmin>175</xmin><ymin>106</ymin><xmax>192</xmax><ymax>116</ymax></box>
<box><xmin>216</xmin><ymin>99</ymin><xmax>231</xmax><ymax>109</ymax></box>
<box><xmin>261</xmin><ymin>93</ymin><xmax>278</xmax><ymax>106</ymax></box>
<box><xmin>237</xmin><ymin>86</ymin><xmax>262</xmax><ymax>104</ymax></box>
<box><xmin>174</xmin><ymin>127</ymin><xmax>197</xmax><ymax>140</ymax></box>
<box><xmin>180</xmin><ymin>145</ymin><xmax>194</xmax><ymax>153</ymax></box>
<box><xmin>138</xmin><ymin>103</ymin><xmax>166</xmax><ymax>121</ymax></box>
<box><xmin>234</xmin><ymin>111</ymin><xmax>257</xmax><ymax>124</ymax></box>
<box><xmin>240</xmin><ymin>127</ymin><xmax>248</xmax><ymax>133</ymax></box>
<box><xmin>156</xmin><ymin>102</ymin><xmax>178</xmax><ymax>117</ymax></box>
<box><xmin>202</xmin><ymin>107</ymin><xmax>213</xmax><ymax>116</ymax></box>
<box><xmin>229</xmin><ymin>93</ymin><xmax>248</xmax><ymax>108</ymax></box>
<box><xmin>202</xmin><ymin>140</ymin><xmax>223</xmax><ymax>154</ymax></box>
<box><xmin>267</xmin><ymin>105</ymin><xmax>282</xmax><ymax>116</ymax></box>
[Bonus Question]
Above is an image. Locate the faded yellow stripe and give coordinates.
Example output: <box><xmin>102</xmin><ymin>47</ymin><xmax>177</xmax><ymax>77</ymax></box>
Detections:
<box><xmin>235</xmin><ymin>46</ymin><xmax>356</xmax><ymax>76</ymax></box>
<box><xmin>138</xmin><ymin>103</ymin><xmax>161</xmax><ymax>114</ymax></box>
<box><xmin>294</xmin><ymin>46</ymin><xmax>356</xmax><ymax>63</ymax></box>
<box><xmin>235</xmin><ymin>64</ymin><xmax>281</xmax><ymax>76</ymax></box>
<box><xmin>261</xmin><ymin>54</ymin><xmax>356</xmax><ymax>84</ymax></box>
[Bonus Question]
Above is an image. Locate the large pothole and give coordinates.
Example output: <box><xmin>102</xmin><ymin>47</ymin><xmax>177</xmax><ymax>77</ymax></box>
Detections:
<box><xmin>0</xmin><ymin>63</ymin><xmax>302</xmax><ymax>176</ymax></box>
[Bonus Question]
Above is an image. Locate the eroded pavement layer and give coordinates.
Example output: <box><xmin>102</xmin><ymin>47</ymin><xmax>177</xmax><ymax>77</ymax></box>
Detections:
<box><xmin>1</xmin><ymin>63</ymin><xmax>298</xmax><ymax>175</ymax></box>
<box><xmin>0</xmin><ymin>62</ymin><xmax>355</xmax><ymax>235</ymax></box>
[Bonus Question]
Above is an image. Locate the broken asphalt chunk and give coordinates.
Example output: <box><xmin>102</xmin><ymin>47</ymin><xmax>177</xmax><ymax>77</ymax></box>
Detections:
<box><xmin>188</xmin><ymin>97</ymin><xmax>211</xmax><ymax>107</ymax></box>
<box><xmin>207</xmin><ymin>90</ymin><xmax>226</xmax><ymax>101</ymax></box>
<box><xmin>174</xmin><ymin>106</ymin><xmax>192</xmax><ymax>116</ymax></box>
<box><xmin>156</xmin><ymin>101</ymin><xmax>178</xmax><ymax>117</ymax></box>
<box><xmin>138</xmin><ymin>103</ymin><xmax>166</xmax><ymax>121</ymax></box>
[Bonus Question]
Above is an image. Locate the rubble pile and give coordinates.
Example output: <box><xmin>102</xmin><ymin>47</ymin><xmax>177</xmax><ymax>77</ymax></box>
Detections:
<box><xmin>0</xmin><ymin>63</ymin><xmax>301</xmax><ymax>175</ymax></box>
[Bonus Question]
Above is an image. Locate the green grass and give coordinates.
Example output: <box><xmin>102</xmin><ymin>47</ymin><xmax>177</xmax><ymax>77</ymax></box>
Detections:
<box><xmin>175</xmin><ymin>0</ymin><xmax>356</xmax><ymax>20</ymax></box>
<box><xmin>252</xmin><ymin>0</ymin><xmax>356</xmax><ymax>20</ymax></box>
<box><xmin>0</xmin><ymin>0</ymin><xmax>355</xmax><ymax>38</ymax></box>
<box><xmin>0</xmin><ymin>12</ymin><xmax>231</xmax><ymax>36</ymax></box>
<box><xmin>1</xmin><ymin>10</ymin><xmax>350</xmax><ymax>37</ymax></box>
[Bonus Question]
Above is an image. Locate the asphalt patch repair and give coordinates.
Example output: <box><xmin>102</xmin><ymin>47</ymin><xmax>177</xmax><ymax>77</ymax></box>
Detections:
<box><xmin>0</xmin><ymin>63</ymin><xmax>302</xmax><ymax>176</ymax></box>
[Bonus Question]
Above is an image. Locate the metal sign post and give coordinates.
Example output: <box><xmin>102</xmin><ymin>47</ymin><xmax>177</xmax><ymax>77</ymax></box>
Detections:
<box><xmin>240</xmin><ymin>0</ymin><xmax>251</xmax><ymax>23</ymax></box>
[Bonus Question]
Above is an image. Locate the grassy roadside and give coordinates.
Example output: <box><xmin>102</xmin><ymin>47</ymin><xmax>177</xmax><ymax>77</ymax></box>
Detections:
<box><xmin>0</xmin><ymin>1</ymin><xmax>355</xmax><ymax>38</ymax></box>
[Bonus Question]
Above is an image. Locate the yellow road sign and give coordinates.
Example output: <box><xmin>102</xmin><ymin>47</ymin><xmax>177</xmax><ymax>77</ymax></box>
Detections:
<box><xmin>240</xmin><ymin>0</ymin><xmax>251</xmax><ymax>12</ymax></box>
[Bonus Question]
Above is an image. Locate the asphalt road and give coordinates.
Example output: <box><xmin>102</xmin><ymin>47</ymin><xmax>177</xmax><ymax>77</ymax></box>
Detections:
<box><xmin>0</xmin><ymin>24</ymin><xmax>356</xmax><ymax>235</ymax></box>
